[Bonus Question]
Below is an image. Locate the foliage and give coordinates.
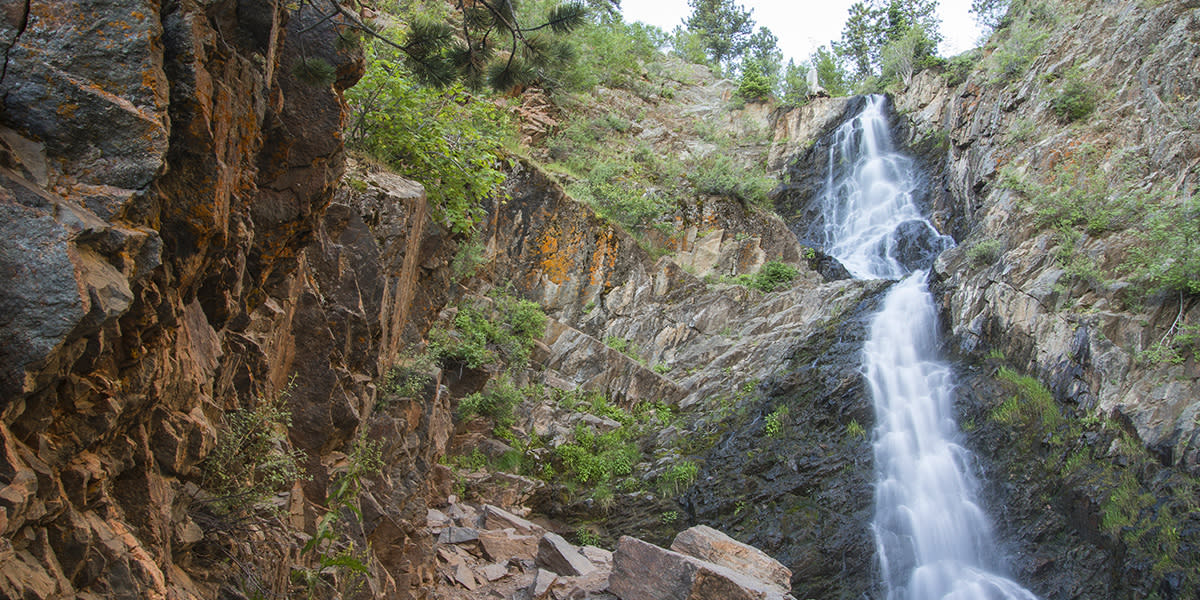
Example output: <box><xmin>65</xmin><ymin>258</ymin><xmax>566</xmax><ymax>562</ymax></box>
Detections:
<box><xmin>835</xmin><ymin>0</ymin><xmax>942</xmax><ymax>81</ymax></box>
<box><xmin>555</xmin><ymin>423</ymin><xmax>639</xmax><ymax>486</ymax></box>
<box><xmin>568</xmin><ymin>160</ymin><xmax>674</xmax><ymax>231</ymax></box>
<box><xmin>780</xmin><ymin>59</ymin><xmax>811</xmax><ymax>105</ymax></box>
<box><xmin>735</xmin><ymin>58</ymin><xmax>773</xmax><ymax>101</ymax></box>
<box><xmin>293</xmin><ymin>56</ymin><xmax>337</xmax><ymax>87</ymax></box>
<box><xmin>382</xmin><ymin>351</ymin><xmax>438</xmax><ymax>402</ymax></box>
<box><xmin>429</xmin><ymin>293</ymin><xmax>549</xmax><ymax>370</ymax></box>
<box><xmin>553</xmin><ymin>18</ymin><xmax>669</xmax><ymax>91</ymax></box>
<box><xmin>1000</xmin><ymin>146</ymin><xmax>1197</xmax><ymax>300</ymax></box>
<box><xmin>971</xmin><ymin>0</ymin><xmax>1011</xmax><ymax>30</ymax></box>
<box><xmin>1125</xmin><ymin>194</ymin><xmax>1200</xmax><ymax>297</ymax></box>
<box><xmin>733</xmin><ymin>260</ymin><xmax>799</xmax><ymax>292</ymax></box>
<box><xmin>296</xmin><ymin>432</ymin><xmax>383</xmax><ymax>598</ymax></box>
<box><xmin>966</xmin><ymin>239</ymin><xmax>1004</xmax><ymax>267</ymax></box>
<box><xmin>982</xmin><ymin>5</ymin><xmax>1049</xmax><ymax>83</ymax></box>
<box><xmin>657</xmin><ymin>460</ymin><xmax>699</xmax><ymax>496</ymax></box>
<box><xmin>846</xmin><ymin>419</ymin><xmax>867</xmax><ymax>438</ymax></box>
<box><xmin>458</xmin><ymin>375</ymin><xmax>525</xmax><ymax>432</ymax></box>
<box><xmin>985</xmin><ymin>363</ymin><xmax>1200</xmax><ymax>592</ymax></box>
<box><xmin>1050</xmin><ymin>74</ymin><xmax>1097</xmax><ymax>123</ymax></box>
<box><xmin>347</xmin><ymin>44</ymin><xmax>514</xmax><ymax>234</ymax></box>
<box><xmin>688</xmin><ymin>153</ymin><xmax>776</xmax><ymax>207</ymax></box>
<box><xmin>811</xmin><ymin>46</ymin><xmax>850</xmax><ymax>96</ymax></box>
<box><xmin>879</xmin><ymin>23</ymin><xmax>940</xmax><ymax>88</ymax></box>
<box><xmin>943</xmin><ymin>50</ymin><xmax>979</xmax><ymax>87</ymax></box>
<box><xmin>764</xmin><ymin>405</ymin><xmax>789</xmax><ymax>437</ymax></box>
<box><xmin>451</xmin><ymin>235</ymin><xmax>488</xmax><ymax>279</ymax></box>
<box><xmin>575</xmin><ymin>526</ymin><xmax>602</xmax><ymax>546</ymax></box>
<box><xmin>363</xmin><ymin>0</ymin><xmax>588</xmax><ymax>90</ymax></box>
<box><xmin>684</xmin><ymin>0</ymin><xmax>755</xmax><ymax>67</ymax></box>
<box><xmin>202</xmin><ymin>383</ymin><xmax>306</xmax><ymax>513</ymax></box>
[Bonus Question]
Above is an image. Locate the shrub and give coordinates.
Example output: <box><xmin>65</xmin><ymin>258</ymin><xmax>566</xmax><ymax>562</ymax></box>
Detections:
<box><xmin>966</xmin><ymin>239</ymin><xmax>1004</xmax><ymax>267</ymax></box>
<box><xmin>1124</xmin><ymin>195</ymin><xmax>1200</xmax><ymax>297</ymax></box>
<box><xmin>1050</xmin><ymin>76</ymin><xmax>1096</xmax><ymax>122</ymax></box>
<box><xmin>430</xmin><ymin>293</ymin><xmax>548</xmax><ymax>370</ymax></box>
<box><xmin>347</xmin><ymin>44</ymin><xmax>513</xmax><ymax>234</ymax></box>
<box><xmin>555</xmin><ymin>424</ymin><xmax>639</xmax><ymax>486</ymax></box>
<box><xmin>736</xmin><ymin>260</ymin><xmax>799</xmax><ymax>292</ymax></box>
<box><xmin>689</xmin><ymin>154</ymin><xmax>776</xmax><ymax>207</ymax></box>
<box><xmin>657</xmin><ymin>460</ymin><xmax>698</xmax><ymax>496</ymax></box>
<box><xmin>458</xmin><ymin>376</ymin><xmax>524</xmax><ymax>432</ymax></box>
<box><xmin>764</xmin><ymin>406</ymin><xmax>789</xmax><ymax>438</ymax></box>
<box><xmin>202</xmin><ymin>384</ymin><xmax>306</xmax><ymax>513</ymax></box>
<box><xmin>944</xmin><ymin>50</ymin><xmax>979</xmax><ymax>87</ymax></box>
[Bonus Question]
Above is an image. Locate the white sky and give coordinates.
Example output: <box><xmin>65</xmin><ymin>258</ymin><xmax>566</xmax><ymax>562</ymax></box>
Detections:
<box><xmin>621</xmin><ymin>0</ymin><xmax>985</xmax><ymax>64</ymax></box>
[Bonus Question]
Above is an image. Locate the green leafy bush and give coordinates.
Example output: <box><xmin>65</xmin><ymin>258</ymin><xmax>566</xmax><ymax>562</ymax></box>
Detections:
<box><xmin>1050</xmin><ymin>76</ymin><xmax>1097</xmax><ymax>122</ymax></box>
<box><xmin>764</xmin><ymin>405</ymin><xmax>789</xmax><ymax>437</ymax></box>
<box><xmin>430</xmin><ymin>293</ymin><xmax>548</xmax><ymax>370</ymax></box>
<box><xmin>459</xmin><ymin>376</ymin><xmax>524</xmax><ymax>432</ymax></box>
<box><xmin>347</xmin><ymin>44</ymin><xmax>514</xmax><ymax>234</ymax></box>
<box><xmin>689</xmin><ymin>154</ymin><xmax>776</xmax><ymax>207</ymax></box>
<box><xmin>966</xmin><ymin>239</ymin><xmax>1004</xmax><ymax>267</ymax></box>
<box><xmin>555</xmin><ymin>423</ymin><xmax>639</xmax><ymax>486</ymax></box>
<box><xmin>734</xmin><ymin>260</ymin><xmax>799</xmax><ymax>292</ymax></box>
<box><xmin>202</xmin><ymin>384</ymin><xmax>306</xmax><ymax>513</ymax></box>
<box><xmin>1124</xmin><ymin>195</ymin><xmax>1200</xmax><ymax>297</ymax></box>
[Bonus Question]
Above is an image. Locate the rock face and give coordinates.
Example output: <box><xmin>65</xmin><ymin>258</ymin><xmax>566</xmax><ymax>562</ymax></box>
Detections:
<box><xmin>0</xmin><ymin>3</ymin><xmax>454</xmax><ymax>599</ymax></box>
<box><xmin>895</xmin><ymin>0</ymin><xmax>1200</xmax><ymax>470</ymax></box>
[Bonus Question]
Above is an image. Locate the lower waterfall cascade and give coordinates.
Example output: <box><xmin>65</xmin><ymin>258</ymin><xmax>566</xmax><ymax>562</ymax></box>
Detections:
<box><xmin>820</xmin><ymin>95</ymin><xmax>1041</xmax><ymax>599</ymax></box>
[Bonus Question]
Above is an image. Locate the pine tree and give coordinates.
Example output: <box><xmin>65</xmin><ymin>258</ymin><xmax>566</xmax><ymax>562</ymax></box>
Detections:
<box><xmin>684</xmin><ymin>0</ymin><xmax>755</xmax><ymax>68</ymax></box>
<box><xmin>298</xmin><ymin>0</ymin><xmax>592</xmax><ymax>91</ymax></box>
<box><xmin>834</xmin><ymin>0</ymin><xmax>942</xmax><ymax>80</ymax></box>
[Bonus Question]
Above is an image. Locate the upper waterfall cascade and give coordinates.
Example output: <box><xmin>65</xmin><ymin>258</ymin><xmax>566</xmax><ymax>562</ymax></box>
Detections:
<box><xmin>821</xmin><ymin>95</ymin><xmax>1040</xmax><ymax>600</ymax></box>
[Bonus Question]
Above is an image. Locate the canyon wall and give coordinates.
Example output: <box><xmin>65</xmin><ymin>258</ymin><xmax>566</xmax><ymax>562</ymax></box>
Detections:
<box><xmin>0</xmin><ymin>2</ymin><xmax>454</xmax><ymax>597</ymax></box>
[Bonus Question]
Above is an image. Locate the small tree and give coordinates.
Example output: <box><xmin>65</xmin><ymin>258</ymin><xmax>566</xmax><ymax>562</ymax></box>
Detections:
<box><xmin>812</xmin><ymin>46</ymin><xmax>850</xmax><ymax>96</ymax></box>
<box><xmin>736</xmin><ymin>58</ymin><xmax>773</xmax><ymax>101</ymax></box>
<box><xmin>780</xmin><ymin>60</ymin><xmax>811</xmax><ymax>105</ymax></box>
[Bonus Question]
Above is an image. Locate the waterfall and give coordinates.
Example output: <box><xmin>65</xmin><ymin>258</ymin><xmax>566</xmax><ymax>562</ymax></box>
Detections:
<box><xmin>821</xmin><ymin>95</ymin><xmax>1039</xmax><ymax>600</ymax></box>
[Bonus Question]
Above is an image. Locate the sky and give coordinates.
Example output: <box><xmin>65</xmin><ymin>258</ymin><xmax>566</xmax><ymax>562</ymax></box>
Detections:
<box><xmin>620</xmin><ymin>0</ymin><xmax>985</xmax><ymax>64</ymax></box>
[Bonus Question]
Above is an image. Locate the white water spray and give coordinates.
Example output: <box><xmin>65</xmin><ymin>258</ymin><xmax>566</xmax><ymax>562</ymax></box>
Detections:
<box><xmin>821</xmin><ymin>95</ymin><xmax>1039</xmax><ymax>600</ymax></box>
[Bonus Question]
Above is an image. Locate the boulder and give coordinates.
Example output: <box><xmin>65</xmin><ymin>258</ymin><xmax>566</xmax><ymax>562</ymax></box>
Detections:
<box><xmin>438</xmin><ymin>526</ymin><xmax>480</xmax><ymax>545</ymax></box>
<box><xmin>478</xmin><ymin>529</ymin><xmax>539</xmax><ymax>562</ymax></box>
<box><xmin>530</xmin><ymin>568</ymin><xmax>557</xmax><ymax>599</ymax></box>
<box><xmin>537</xmin><ymin>532</ymin><xmax>595</xmax><ymax>576</ymax></box>
<box><xmin>482</xmin><ymin>504</ymin><xmax>543</xmax><ymax>535</ymax></box>
<box><xmin>609</xmin><ymin>536</ymin><xmax>792</xmax><ymax>600</ymax></box>
<box><xmin>670</xmin><ymin>525</ymin><xmax>792</xmax><ymax>592</ymax></box>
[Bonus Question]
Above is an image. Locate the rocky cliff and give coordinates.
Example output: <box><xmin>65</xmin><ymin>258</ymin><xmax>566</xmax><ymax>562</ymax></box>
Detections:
<box><xmin>0</xmin><ymin>2</ymin><xmax>458</xmax><ymax>598</ymax></box>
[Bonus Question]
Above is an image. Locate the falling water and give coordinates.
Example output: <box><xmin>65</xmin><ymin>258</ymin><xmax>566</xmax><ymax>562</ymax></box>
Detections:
<box><xmin>821</xmin><ymin>95</ymin><xmax>1039</xmax><ymax>600</ymax></box>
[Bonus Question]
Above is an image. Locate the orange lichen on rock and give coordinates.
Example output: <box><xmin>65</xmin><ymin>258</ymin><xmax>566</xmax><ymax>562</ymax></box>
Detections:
<box><xmin>589</xmin><ymin>228</ymin><xmax>619</xmax><ymax>287</ymax></box>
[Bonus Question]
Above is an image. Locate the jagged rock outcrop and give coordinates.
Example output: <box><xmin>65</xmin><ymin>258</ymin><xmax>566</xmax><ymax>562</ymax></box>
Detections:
<box><xmin>0</xmin><ymin>3</ymin><xmax>455</xmax><ymax>598</ymax></box>
<box><xmin>894</xmin><ymin>0</ymin><xmax>1200</xmax><ymax>471</ymax></box>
